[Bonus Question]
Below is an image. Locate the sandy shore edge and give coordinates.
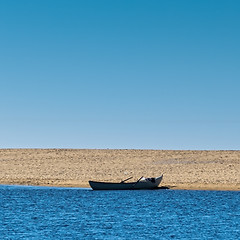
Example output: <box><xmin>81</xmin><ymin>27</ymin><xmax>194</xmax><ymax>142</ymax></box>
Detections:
<box><xmin>1</xmin><ymin>149</ymin><xmax>239</xmax><ymax>191</ymax></box>
<box><xmin>0</xmin><ymin>181</ymin><xmax>239</xmax><ymax>191</ymax></box>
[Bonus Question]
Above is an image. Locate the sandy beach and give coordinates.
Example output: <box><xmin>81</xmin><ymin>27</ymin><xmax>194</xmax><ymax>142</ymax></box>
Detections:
<box><xmin>0</xmin><ymin>149</ymin><xmax>239</xmax><ymax>190</ymax></box>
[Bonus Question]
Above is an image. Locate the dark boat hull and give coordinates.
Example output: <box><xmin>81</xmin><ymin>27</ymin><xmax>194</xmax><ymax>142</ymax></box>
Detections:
<box><xmin>89</xmin><ymin>175</ymin><xmax>163</xmax><ymax>190</ymax></box>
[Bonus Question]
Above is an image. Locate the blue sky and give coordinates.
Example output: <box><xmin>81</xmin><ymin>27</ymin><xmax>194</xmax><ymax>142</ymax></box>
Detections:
<box><xmin>1</xmin><ymin>0</ymin><xmax>240</xmax><ymax>149</ymax></box>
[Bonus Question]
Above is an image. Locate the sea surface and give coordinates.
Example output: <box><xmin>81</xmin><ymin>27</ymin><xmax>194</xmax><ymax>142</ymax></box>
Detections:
<box><xmin>0</xmin><ymin>185</ymin><xmax>239</xmax><ymax>239</ymax></box>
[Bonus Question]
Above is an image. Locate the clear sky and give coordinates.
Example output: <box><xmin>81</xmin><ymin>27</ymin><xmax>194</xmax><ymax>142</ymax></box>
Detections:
<box><xmin>1</xmin><ymin>0</ymin><xmax>240</xmax><ymax>150</ymax></box>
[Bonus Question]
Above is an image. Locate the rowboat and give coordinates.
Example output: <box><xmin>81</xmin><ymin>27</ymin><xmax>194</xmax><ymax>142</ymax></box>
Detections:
<box><xmin>89</xmin><ymin>175</ymin><xmax>163</xmax><ymax>190</ymax></box>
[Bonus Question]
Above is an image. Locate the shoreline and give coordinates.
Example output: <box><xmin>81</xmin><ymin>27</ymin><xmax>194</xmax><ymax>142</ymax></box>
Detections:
<box><xmin>1</xmin><ymin>149</ymin><xmax>239</xmax><ymax>192</ymax></box>
<box><xmin>0</xmin><ymin>183</ymin><xmax>239</xmax><ymax>191</ymax></box>
<box><xmin>0</xmin><ymin>181</ymin><xmax>239</xmax><ymax>191</ymax></box>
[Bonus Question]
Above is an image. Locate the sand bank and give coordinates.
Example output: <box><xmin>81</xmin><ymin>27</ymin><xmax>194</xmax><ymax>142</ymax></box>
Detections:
<box><xmin>0</xmin><ymin>149</ymin><xmax>239</xmax><ymax>191</ymax></box>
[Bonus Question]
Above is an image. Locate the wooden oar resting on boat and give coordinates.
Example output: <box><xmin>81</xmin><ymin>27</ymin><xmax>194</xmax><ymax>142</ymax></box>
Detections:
<box><xmin>89</xmin><ymin>175</ymin><xmax>163</xmax><ymax>190</ymax></box>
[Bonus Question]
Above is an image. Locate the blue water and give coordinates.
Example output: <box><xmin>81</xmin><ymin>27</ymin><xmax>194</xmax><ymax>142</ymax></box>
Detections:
<box><xmin>0</xmin><ymin>186</ymin><xmax>239</xmax><ymax>239</ymax></box>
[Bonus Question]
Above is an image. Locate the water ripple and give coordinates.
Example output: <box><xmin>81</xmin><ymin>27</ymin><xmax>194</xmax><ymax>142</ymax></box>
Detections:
<box><xmin>0</xmin><ymin>186</ymin><xmax>239</xmax><ymax>239</ymax></box>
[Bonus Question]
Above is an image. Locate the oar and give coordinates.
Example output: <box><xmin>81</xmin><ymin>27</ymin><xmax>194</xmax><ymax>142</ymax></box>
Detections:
<box><xmin>120</xmin><ymin>176</ymin><xmax>133</xmax><ymax>183</ymax></box>
<box><xmin>132</xmin><ymin>176</ymin><xmax>144</xmax><ymax>189</ymax></box>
